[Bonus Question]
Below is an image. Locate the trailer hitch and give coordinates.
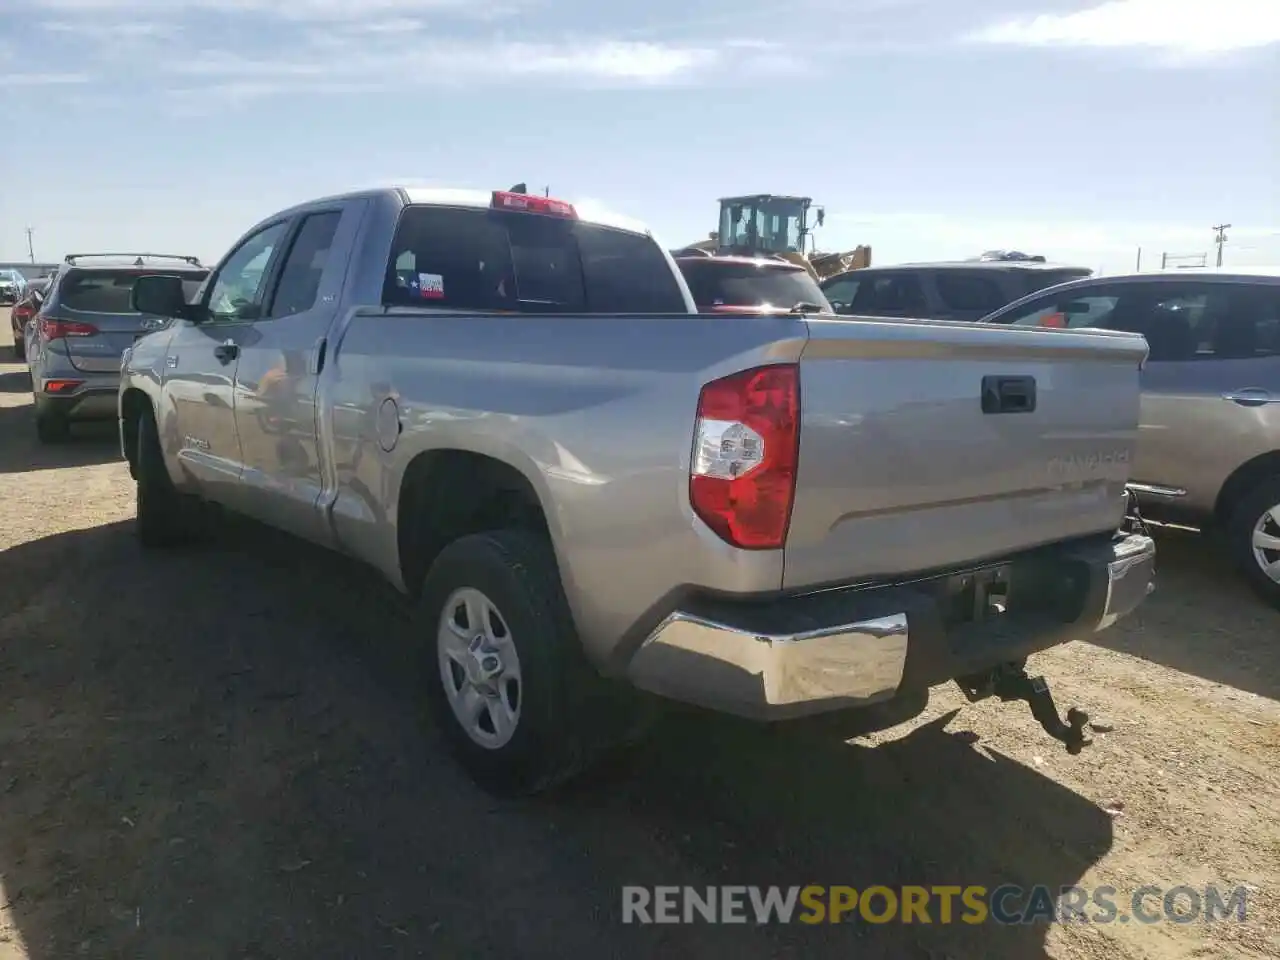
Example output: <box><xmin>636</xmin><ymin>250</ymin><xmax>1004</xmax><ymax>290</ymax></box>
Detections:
<box><xmin>957</xmin><ymin>662</ymin><xmax>1092</xmax><ymax>754</ymax></box>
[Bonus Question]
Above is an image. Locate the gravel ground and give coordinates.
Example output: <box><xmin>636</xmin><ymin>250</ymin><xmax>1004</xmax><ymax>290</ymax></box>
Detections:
<box><xmin>0</xmin><ymin>310</ymin><xmax>1277</xmax><ymax>960</ymax></box>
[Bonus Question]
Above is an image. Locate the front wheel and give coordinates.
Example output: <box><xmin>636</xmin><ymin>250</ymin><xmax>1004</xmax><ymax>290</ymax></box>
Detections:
<box><xmin>135</xmin><ymin>406</ymin><xmax>202</xmax><ymax>548</ymax></box>
<box><xmin>1226</xmin><ymin>475</ymin><xmax>1280</xmax><ymax>609</ymax></box>
<box><xmin>417</xmin><ymin>529</ymin><xmax>646</xmax><ymax>796</ymax></box>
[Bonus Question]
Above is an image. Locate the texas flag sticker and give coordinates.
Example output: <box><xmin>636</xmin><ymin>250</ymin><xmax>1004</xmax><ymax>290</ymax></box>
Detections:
<box><xmin>418</xmin><ymin>273</ymin><xmax>445</xmax><ymax>299</ymax></box>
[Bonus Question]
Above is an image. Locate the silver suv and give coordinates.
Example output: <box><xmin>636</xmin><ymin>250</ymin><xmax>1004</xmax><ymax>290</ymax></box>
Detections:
<box><xmin>983</xmin><ymin>268</ymin><xmax>1280</xmax><ymax>606</ymax></box>
<box><xmin>26</xmin><ymin>253</ymin><xmax>207</xmax><ymax>442</ymax></box>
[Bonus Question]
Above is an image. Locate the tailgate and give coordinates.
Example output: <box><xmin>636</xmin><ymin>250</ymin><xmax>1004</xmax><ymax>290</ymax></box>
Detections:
<box><xmin>784</xmin><ymin>317</ymin><xmax>1147</xmax><ymax>590</ymax></box>
<box><xmin>59</xmin><ymin>306</ymin><xmax>160</xmax><ymax>373</ymax></box>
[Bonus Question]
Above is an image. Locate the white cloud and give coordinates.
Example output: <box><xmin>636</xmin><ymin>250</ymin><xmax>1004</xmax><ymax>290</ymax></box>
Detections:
<box><xmin>0</xmin><ymin>71</ymin><xmax>92</xmax><ymax>85</ymax></box>
<box><xmin>22</xmin><ymin>0</ymin><xmax>515</xmax><ymax>21</ymax></box>
<box><xmin>969</xmin><ymin>0</ymin><xmax>1280</xmax><ymax>55</ymax></box>
<box><xmin>161</xmin><ymin>38</ymin><xmax>726</xmax><ymax>96</ymax></box>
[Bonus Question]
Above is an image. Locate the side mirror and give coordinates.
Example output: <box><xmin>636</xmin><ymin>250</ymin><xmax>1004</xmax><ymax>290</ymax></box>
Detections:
<box><xmin>132</xmin><ymin>274</ymin><xmax>190</xmax><ymax>319</ymax></box>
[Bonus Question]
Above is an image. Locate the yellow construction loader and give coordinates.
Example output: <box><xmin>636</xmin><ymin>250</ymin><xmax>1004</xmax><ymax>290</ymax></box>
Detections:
<box><xmin>674</xmin><ymin>194</ymin><xmax>871</xmax><ymax>281</ymax></box>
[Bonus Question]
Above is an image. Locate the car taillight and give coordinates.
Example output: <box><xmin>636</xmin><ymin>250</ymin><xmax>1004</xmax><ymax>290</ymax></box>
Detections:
<box><xmin>690</xmin><ymin>363</ymin><xmax>800</xmax><ymax>550</ymax></box>
<box><xmin>39</xmin><ymin>317</ymin><xmax>98</xmax><ymax>341</ymax></box>
<box><xmin>13</xmin><ymin>303</ymin><xmax>33</xmax><ymax>321</ymax></box>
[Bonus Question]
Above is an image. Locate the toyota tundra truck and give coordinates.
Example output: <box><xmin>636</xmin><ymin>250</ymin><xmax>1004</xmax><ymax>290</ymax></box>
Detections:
<box><xmin>119</xmin><ymin>185</ymin><xmax>1156</xmax><ymax>796</ymax></box>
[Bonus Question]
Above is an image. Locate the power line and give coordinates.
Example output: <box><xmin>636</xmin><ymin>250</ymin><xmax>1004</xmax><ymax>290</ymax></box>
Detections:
<box><xmin>1212</xmin><ymin>223</ymin><xmax>1231</xmax><ymax>267</ymax></box>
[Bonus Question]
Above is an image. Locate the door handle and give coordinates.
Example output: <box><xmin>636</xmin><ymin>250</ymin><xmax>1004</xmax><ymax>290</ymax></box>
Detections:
<box><xmin>214</xmin><ymin>340</ymin><xmax>239</xmax><ymax>364</ymax></box>
<box><xmin>981</xmin><ymin>375</ymin><xmax>1037</xmax><ymax>414</ymax></box>
<box><xmin>1222</xmin><ymin>388</ymin><xmax>1278</xmax><ymax>406</ymax></box>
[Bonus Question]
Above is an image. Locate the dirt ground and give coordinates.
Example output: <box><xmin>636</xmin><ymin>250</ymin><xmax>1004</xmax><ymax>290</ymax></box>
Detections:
<box><xmin>0</xmin><ymin>310</ymin><xmax>1276</xmax><ymax>960</ymax></box>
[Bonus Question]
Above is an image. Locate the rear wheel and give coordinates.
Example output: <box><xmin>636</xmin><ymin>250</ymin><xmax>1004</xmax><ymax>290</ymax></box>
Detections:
<box><xmin>34</xmin><ymin>410</ymin><xmax>69</xmax><ymax>444</ymax></box>
<box><xmin>135</xmin><ymin>406</ymin><xmax>201</xmax><ymax>548</ymax></box>
<box><xmin>11</xmin><ymin>335</ymin><xmax>24</xmax><ymax>361</ymax></box>
<box><xmin>1226</xmin><ymin>475</ymin><xmax>1280</xmax><ymax>609</ymax></box>
<box><xmin>417</xmin><ymin>528</ymin><xmax>649</xmax><ymax>797</ymax></box>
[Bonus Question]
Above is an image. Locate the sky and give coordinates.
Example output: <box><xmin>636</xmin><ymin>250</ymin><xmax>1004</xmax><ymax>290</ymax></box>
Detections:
<box><xmin>0</xmin><ymin>0</ymin><xmax>1277</xmax><ymax>275</ymax></box>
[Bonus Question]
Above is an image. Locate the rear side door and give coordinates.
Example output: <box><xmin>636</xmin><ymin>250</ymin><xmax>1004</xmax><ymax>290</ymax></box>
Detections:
<box><xmin>232</xmin><ymin>202</ymin><xmax>363</xmax><ymax>545</ymax></box>
<box><xmin>162</xmin><ymin>220</ymin><xmax>291</xmax><ymax>501</ymax></box>
<box><xmin>1129</xmin><ymin>280</ymin><xmax>1280</xmax><ymax>517</ymax></box>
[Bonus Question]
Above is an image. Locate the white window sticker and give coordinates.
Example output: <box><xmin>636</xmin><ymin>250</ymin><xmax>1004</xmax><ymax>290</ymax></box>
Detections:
<box><xmin>418</xmin><ymin>273</ymin><xmax>444</xmax><ymax>299</ymax></box>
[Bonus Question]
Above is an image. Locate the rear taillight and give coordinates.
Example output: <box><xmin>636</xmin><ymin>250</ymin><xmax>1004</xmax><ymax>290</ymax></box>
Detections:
<box><xmin>39</xmin><ymin>317</ymin><xmax>98</xmax><ymax>341</ymax></box>
<box><xmin>13</xmin><ymin>303</ymin><xmax>33</xmax><ymax>322</ymax></box>
<box><xmin>690</xmin><ymin>363</ymin><xmax>800</xmax><ymax>550</ymax></box>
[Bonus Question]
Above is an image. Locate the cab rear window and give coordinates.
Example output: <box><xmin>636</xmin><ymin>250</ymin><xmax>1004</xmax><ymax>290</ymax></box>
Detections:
<box><xmin>60</xmin><ymin>270</ymin><xmax>207</xmax><ymax>313</ymax></box>
<box><xmin>677</xmin><ymin>259</ymin><xmax>830</xmax><ymax>310</ymax></box>
<box><xmin>383</xmin><ymin>205</ymin><xmax>688</xmax><ymax>314</ymax></box>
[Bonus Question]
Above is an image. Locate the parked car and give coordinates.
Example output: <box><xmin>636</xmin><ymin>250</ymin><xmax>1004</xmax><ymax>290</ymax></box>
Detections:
<box><xmin>820</xmin><ymin>261</ymin><xmax>1093</xmax><ymax>323</ymax></box>
<box><xmin>673</xmin><ymin>251</ymin><xmax>832</xmax><ymax>313</ymax></box>
<box><xmin>9</xmin><ymin>276</ymin><xmax>51</xmax><ymax>360</ymax></box>
<box><xmin>119</xmin><ymin>184</ymin><xmax>1154</xmax><ymax>796</ymax></box>
<box><xmin>26</xmin><ymin>253</ymin><xmax>208</xmax><ymax>442</ymax></box>
<box><xmin>0</xmin><ymin>268</ymin><xmax>27</xmax><ymax>305</ymax></box>
<box><xmin>981</xmin><ymin>267</ymin><xmax>1280</xmax><ymax>607</ymax></box>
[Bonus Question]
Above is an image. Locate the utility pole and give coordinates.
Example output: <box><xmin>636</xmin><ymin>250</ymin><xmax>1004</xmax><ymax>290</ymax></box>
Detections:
<box><xmin>25</xmin><ymin>226</ymin><xmax>35</xmax><ymax>264</ymax></box>
<box><xmin>1135</xmin><ymin>247</ymin><xmax>1142</xmax><ymax>271</ymax></box>
<box><xmin>1212</xmin><ymin>223</ymin><xmax>1230</xmax><ymax>267</ymax></box>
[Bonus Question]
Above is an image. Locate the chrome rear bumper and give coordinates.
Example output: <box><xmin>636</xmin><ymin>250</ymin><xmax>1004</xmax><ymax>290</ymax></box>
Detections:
<box><xmin>625</xmin><ymin>532</ymin><xmax>1156</xmax><ymax>720</ymax></box>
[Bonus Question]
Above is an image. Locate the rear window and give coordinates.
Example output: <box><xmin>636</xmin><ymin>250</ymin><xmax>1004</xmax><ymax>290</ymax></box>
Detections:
<box><xmin>59</xmin><ymin>269</ymin><xmax>207</xmax><ymax>313</ymax></box>
<box><xmin>677</xmin><ymin>259</ymin><xmax>829</xmax><ymax>309</ymax></box>
<box><xmin>383</xmin><ymin>205</ymin><xmax>688</xmax><ymax>313</ymax></box>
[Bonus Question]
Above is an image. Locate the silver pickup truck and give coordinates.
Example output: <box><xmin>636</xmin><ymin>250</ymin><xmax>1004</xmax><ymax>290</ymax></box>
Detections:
<box><xmin>119</xmin><ymin>185</ymin><xmax>1156</xmax><ymax>796</ymax></box>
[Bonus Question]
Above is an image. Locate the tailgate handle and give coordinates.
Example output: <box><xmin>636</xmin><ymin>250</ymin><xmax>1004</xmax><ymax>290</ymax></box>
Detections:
<box><xmin>982</xmin><ymin>375</ymin><xmax>1036</xmax><ymax>414</ymax></box>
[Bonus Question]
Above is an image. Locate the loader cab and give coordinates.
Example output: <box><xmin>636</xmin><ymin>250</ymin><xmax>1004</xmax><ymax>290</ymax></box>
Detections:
<box><xmin>717</xmin><ymin>195</ymin><xmax>823</xmax><ymax>257</ymax></box>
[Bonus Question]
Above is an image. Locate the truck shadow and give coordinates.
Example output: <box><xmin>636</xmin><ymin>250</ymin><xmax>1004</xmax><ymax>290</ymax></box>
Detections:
<box><xmin>0</xmin><ymin>518</ymin><xmax>1111</xmax><ymax>959</ymax></box>
<box><xmin>1087</xmin><ymin>525</ymin><xmax>1280</xmax><ymax>701</ymax></box>
<box><xmin>0</xmin><ymin>403</ymin><xmax>122</xmax><ymax>474</ymax></box>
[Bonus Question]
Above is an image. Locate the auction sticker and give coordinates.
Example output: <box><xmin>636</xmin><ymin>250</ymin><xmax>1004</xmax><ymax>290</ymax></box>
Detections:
<box><xmin>418</xmin><ymin>273</ymin><xmax>445</xmax><ymax>299</ymax></box>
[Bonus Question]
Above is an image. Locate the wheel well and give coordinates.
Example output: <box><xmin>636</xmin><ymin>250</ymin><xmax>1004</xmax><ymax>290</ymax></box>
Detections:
<box><xmin>119</xmin><ymin>388</ymin><xmax>150</xmax><ymax>469</ymax></box>
<box><xmin>397</xmin><ymin>450</ymin><xmax>551</xmax><ymax>594</ymax></box>
<box><xmin>1213</xmin><ymin>451</ymin><xmax>1280</xmax><ymax>523</ymax></box>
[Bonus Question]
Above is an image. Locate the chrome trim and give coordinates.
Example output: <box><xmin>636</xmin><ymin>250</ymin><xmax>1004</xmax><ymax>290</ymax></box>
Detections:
<box><xmin>1096</xmin><ymin>534</ymin><xmax>1157</xmax><ymax>632</ymax></box>
<box><xmin>626</xmin><ymin>610</ymin><xmax>909</xmax><ymax>719</ymax></box>
<box><xmin>1126</xmin><ymin>482</ymin><xmax>1186</xmax><ymax>499</ymax></box>
<box><xmin>1222</xmin><ymin>389</ymin><xmax>1279</xmax><ymax>405</ymax></box>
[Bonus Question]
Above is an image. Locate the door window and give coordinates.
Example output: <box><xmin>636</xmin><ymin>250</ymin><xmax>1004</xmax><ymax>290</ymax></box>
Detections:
<box><xmin>996</xmin><ymin>290</ymin><xmax>1122</xmax><ymax>330</ymax></box>
<box><xmin>266</xmin><ymin>211</ymin><xmax>342</xmax><ymax>318</ymax></box>
<box><xmin>821</xmin><ymin>276</ymin><xmax>861</xmax><ymax>312</ymax></box>
<box><xmin>206</xmin><ymin>221</ymin><xmax>288</xmax><ymax>321</ymax></box>
<box><xmin>849</xmin><ymin>273</ymin><xmax>928</xmax><ymax>316</ymax></box>
<box><xmin>934</xmin><ymin>271</ymin><xmax>1008</xmax><ymax>315</ymax></box>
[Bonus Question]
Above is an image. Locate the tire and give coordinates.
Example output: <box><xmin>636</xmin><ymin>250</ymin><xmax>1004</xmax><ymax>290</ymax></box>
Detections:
<box><xmin>12</xmin><ymin>336</ymin><xmax>24</xmax><ymax>361</ymax></box>
<box><xmin>1225</xmin><ymin>474</ymin><xmax>1280</xmax><ymax>609</ymax></box>
<box><xmin>417</xmin><ymin>528</ymin><xmax>648</xmax><ymax>797</ymax></box>
<box><xmin>34</xmin><ymin>410</ymin><xmax>69</xmax><ymax>444</ymax></box>
<box><xmin>135</xmin><ymin>406</ymin><xmax>200</xmax><ymax>548</ymax></box>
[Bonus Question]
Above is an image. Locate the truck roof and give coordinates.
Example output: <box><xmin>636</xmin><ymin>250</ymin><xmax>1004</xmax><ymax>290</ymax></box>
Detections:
<box><xmin>273</xmin><ymin>185</ymin><xmax>654</xmax><ymax>238</ymax></box>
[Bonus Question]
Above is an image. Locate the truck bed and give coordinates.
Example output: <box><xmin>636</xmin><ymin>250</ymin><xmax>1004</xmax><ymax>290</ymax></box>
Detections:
<box><xmin>320</xmin><ymin>307</ymin><xmax>1146</xmax><ymax>668</ymax></box>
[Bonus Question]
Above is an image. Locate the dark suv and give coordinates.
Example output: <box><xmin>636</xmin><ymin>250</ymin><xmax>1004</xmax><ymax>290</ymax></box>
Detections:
<box><xmin>820</xmin><ymin>261</ymin><xmax>1093</xmax><ymax>322</ymax></box>
<box><xmin>674</xmin><ymin>253</ymin><xmax>832</xmax><ymax>314</ymax></box>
